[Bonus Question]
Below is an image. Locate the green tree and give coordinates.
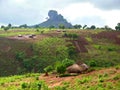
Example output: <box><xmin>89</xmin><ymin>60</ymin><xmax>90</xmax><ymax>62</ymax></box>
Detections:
<box><xmin>83</xmin><ymin>25</ymin><xmax>87</xmax><ymax>29</ymax></box>
<box><xmin>73</xmin><ymin>24</ymin><xmax>78</xmax><ymax>29</ymax></box>
<box><xmin>33</xmin><ymin>38</ymin><xmax>69</xmax><ymax>64</ymax></box>
<box><xmin>19</xmin><ymin>24</ymin><xmax>27</xmax><ymax>28</ymax></box>
<box><xmin>44</xmin><ymin>65</ymin><xmax>53</xmax><ymax>76</ymax></box>
<box><xmin>1</xmin><ymin>25</ymin><xmax>5</xmax><ymax>28</ymax></box>
<box><xmin>90</xmin><ymin>25</ymin><xmax>96</xmax><ymax>30</ymax></box>
<box><xmin>49</xmin><ymin>25</ymin><xmax>55</xmax><ymax>30</ymax></box>
<box><xmin>8</xmin><ymin>23</ymin><xmax>12</xmax><ymax>28</ymax></box>
<box><xmin>73</xmin><ymin>24</ymin><xmax>82</xmax><ymax>29</ymax></box>
<box><xmin>115</xmin><ymin>23</ymin><xmax>120</xmax><ymax>30</ymax></box>
<box><xmin>62</xmin><ymin>58</ymin><xmax>75</xmax><ymax>68</ymax></box>
<box><xmin>78</xmin><ymin>24</ymin><xmax>82</xmax><ymax>29</ymax></box>
<box><xmin>55</xmin><ymin>62</ymin><xmax>66</xmax><ymax>74</ymax></box>
<box><xmin>3</xmin><ymin>27</ymin><xmax>9</xmax><ymax>31</ymax></box>
<box><xmin>59</xmin><ymin>24</ymin><xmax>65</xmax><ymax>29</ymax></box>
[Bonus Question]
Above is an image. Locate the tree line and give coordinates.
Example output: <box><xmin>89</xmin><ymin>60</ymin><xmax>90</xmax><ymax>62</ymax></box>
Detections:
<box><xmin>1</xmin><ymin>23</ymin><xmax>120</xmax><ymax>31</ymax></box>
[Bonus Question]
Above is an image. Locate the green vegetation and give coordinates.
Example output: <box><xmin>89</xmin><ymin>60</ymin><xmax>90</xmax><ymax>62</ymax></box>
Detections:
<box><xmin>0</xmin><ymin>28</ymin><xmax>120</xmax><ymax>89</ymax></box>
<box><xmin>0</xmin><ymin>67</ymin><xmax>119</xmax><ymax>90</ymax></box>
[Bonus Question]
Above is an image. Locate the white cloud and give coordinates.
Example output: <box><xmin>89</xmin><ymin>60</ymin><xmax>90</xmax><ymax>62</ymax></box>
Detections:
<box><xmin>58</xmin><ymin>2</ymin><xmax>120</xmax><ymax>28</ymax></box>
<box><xmin>0</xmin><ymin>0</ymin><xmax>120</xmax><ymax>28</ymax></box>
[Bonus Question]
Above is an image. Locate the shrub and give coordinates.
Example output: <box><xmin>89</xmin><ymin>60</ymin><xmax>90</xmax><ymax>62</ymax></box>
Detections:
<box><xmin>44</xmin><ymin>65</ymin><xmax>53</xmax><ymax>73</ymax></box>
<box><xmin>98</xmin><ymin>78</ymin><xmax>104</xmax><ymax>82</ymax></box>
<box><xmin>113</xmin><ymin>74</ymin><xmax>120</xmax><ymax>80</ymax></box>
<box><xmin>56</xmin><ymin>63</ymin><xmax>66</xmax><ymax>74</ymax></box>
<box><xmin>88</xmin><ymin>60</ymin><xmax>97</xmax><ymax>67</ymax></box>
<box><xmin>15</xmin><ymin>51</ymin><xmax>26</xmax><ymax>62</ymax></box>
<box><xmin>108</xmin><ymin>48</ymin><xmax>115</xmax><ymax>51</ymax></box>
<box><xmin>62</xmin><ymin>58</ymin><xmax>75</xmax><ymax>68</ymax></box>
<box><xmin>21</xmin><ymin>82</ymin><xmax>29</xmax><ymax>89</ymax></box>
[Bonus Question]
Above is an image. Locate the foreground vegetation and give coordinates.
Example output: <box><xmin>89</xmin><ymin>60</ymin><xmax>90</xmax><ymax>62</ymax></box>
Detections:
<box><xmin>0</xmin><ymin>28</ymin><xmax>120</xmax><ymax>89</ymax></box>
<box><xmin>0</xmin><ymin>66</ymin><xmax>120</xmax><ymax>90</ymax></box>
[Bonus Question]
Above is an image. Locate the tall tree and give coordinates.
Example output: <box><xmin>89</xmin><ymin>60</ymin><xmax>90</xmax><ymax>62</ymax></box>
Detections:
<box><xmin>83</xmin><ymin>25</ymin><xmax>87</xmax><ymax>29</ymax></box>
<box><xmin>8</xmin><ymin>23</ymin><xmax>12</xmax><ymax>28</ymax></box>
<box><xmin>73</xmin><ymin>24</ymin><xmax>82</xmax><ymax>29</ymax></box>
<box><xmin>115</xmin><ymin>23</ymin><xmax>120</xmax><ymax>30</ymax></box>
<box><xmin>90</xmin><ymin>25</ymin><xmax>96</xmax><ymax>30</ymax></box>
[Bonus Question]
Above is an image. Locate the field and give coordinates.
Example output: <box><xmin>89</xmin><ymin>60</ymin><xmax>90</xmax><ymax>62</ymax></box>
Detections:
<box><xmin>0</xmin><ymin>28</ymin><xmax>120</xmax><ymax>89</ymax></box>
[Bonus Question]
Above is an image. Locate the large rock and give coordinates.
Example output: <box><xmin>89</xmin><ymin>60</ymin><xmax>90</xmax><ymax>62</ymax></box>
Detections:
<box><xmin>35</xmin><ymin>10</ymin><xmax>72</xmax><ymax>28</ymax></box>
<box><xmin>66</xmin><ymin>63</ymin><xmax>89</xmax><ymax>73</ymax></box>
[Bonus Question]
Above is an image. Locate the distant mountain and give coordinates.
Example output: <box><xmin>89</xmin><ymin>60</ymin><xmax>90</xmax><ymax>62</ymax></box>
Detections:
<box><xmin>34</xmin><ymin>10</ymin><xmax>72</xmax><ymax>28</ymax></box>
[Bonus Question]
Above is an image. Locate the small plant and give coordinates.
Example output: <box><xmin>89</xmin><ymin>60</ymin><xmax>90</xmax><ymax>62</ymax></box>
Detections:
<box><xmin>35</xmin><ymin>76</ymin><xmax>39</xmax><ymax>80</ymax></box>
<box><xmin>21</xmin><ymin>82</ymin><xmax>29</xmax><ymax>89</ymax></box>
<box><xmin>113</xmin><ymin>74</ymin><xmax>120</xmax><ymax>80</ymax></box>
<box><xmin>98</xmin><ymin>78</ymin><xmax>104</xmax><ymax>82</ymax></box>
<box><xmin>89</xmin><ymin>60</ymin><xmax>97</xmax><ymax>67</ymax></box>
<box><xmin>115</xmin><ymin>65</ymin><xmax>120</xmax><ymax>70</ymax></box>
<box><xmin>40</xmin><ymin>30</ymin><xmax>44</xmax><ymax>34</ymax></box>
<box><xmin>54</xmin><ymin>86</ymin><xmax>67</xmax><ymax>90</ymax></box>
<box><xmin>36</xmin><ymin>29</ymin><xmax>39</xmax><ymax>32</ymax></box>
<box><xmin>76</xmin><ymin>77</ymin><xmax>91</xmax><ymax>84</ymax></box>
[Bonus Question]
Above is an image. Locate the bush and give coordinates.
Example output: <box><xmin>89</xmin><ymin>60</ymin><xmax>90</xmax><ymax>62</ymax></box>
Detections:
<box><xmin>44</xmin><ymin>65</ymin><xmax>53</xmax><ymax>73</ymax></box>
<box><xmin>88</xmin><ymin>60</ymin><xmax>97</xmax><ymax>67</ymax></box>
<box><xmin>113</xmin><ymin>74</ymin><xmax>120</xmax><ymax>80</ymax></box>
<box><xmin>15</xmin><ymin>51</ymin><xmax>26</xmax><ymax>62</ymax></box>
<box><xmin>62</xmin><ymin>58</ymin><xmax>75</xmax><ymax>68</ymax></box>
<box><xmin>56</xmin><ymin>63</ymin><xmax>66</xmax><ymax>74</ymax></box>
<box><xmin>21</xmin><ymin>82</ymin><xmax>29</xmax><ymax>89</ymax></box>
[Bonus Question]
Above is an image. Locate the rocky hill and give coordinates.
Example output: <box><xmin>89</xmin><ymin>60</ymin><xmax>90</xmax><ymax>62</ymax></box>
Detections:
<box><xmin>34</xmin><ymin>10</ymin><xmax>72</xmax><ymax>28</ymax></box>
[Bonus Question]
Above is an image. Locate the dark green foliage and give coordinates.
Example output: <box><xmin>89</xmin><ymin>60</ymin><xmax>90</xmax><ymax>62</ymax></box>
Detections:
<box><xmin>90</xmin><ymin>25</ymin><xmax>96</xmax><ymax>30</ymax></box>
<box><xmin>83</xmin><ymin>25</ymin><xmax>87</xmax><ymax>29</ymax></box>
<box><xmin>33</xmin><ymin>38</ymin><xmax>69</xmax><ymax>62</ymax></box>
<box><xmin>8</xmin><ymin>23</ymin><xmax>12</xmax><ymax>28</ymax></box>
<box><xmin>115</xmin><ymin>23</ymin><xmax>120</xmax><ymax>30</ymax></box>
<box><xmin>20</xmin><ymin>81</ymin><xmax>48</xmax><ymax>90</ymax></box>
<box><xmin>40</xmin><ymin>30</ymin><xmax>44</xmax><ymax>34</ymax></box>
<box><xmin>49</xmin><ymin>25</ymin><xmax>55</xmax><ymax>30</ymax></box>
<box><xmin>44</xmin><ymin>65</ymin><xmax>53</xmax><ymax>73</ymax></box>
<box><xmin>36</xmin><ymin>29</ymin><xmax>39</xmax><ymax>32</ymax></box>
<box><xmin>55</xmin><ymin>62</ymin><xmax>66</xmax><ymax>74</ymax></box>
<box><xmin>73</xmin><ymin>24</ymin><xmax>82</xmax><ymax>29</ymax></box>
<box><xmin>15</xmin><ymin>51</ymin><xmax>26</xmax><ymax>62</ymax></box>
<box><xmin>43</xmin><ymin>58</ymin><xmax>75</xmax><ymax>75</ymax></box>
<box><xmin>23</xmin><ymin>56</ymin><xmax>46</xmax><ymax>72</ymax></box>
<box><xmin>64</xmin><ymin>33</ymin><xmax>78</xmax><ymax>40</ymax></box>
<box><xmin>88</xmin><ymin>60</ymin><xmax>97</xmax><ymax>67</ymax></box>
<box><xmin>67</xmin><ymin>44</ymin><xmax>77</xmax><ymax>59</ymax></box>
<box><xmin>21</xmin><ymin>82</ymin><xmax>29</xmax><ymax>89</ymax></box>
<box><xmin>107</xmin><ymin>47</ymin><xmax>116</xmax><ymax>51</ymax></box>
<box><xmin>19</xmin><ymin>24</ymin><xmax>28</xmax><ymax>28</ymax></box>
<box><xmin>59</xmin><ymin>24</ymin><xmax>65</xmax><ymax>29</ymax></box>
<box><xmin>54</xmin><ymin>86</ymin><xmax>67</xmax><ymax>90</ymax></box>
<box><xmin>62</xmin><ymin>58</ymin><xmax>75</xmax><ymax>68</ymax></box>
<box><xmin>1</xmin><ymin>25</ymin><xmax>5</xmax><ymax>28</ymax></box>
<box><xmin>3</xmin><ymin>27</ymin><xmax>9</xmax><ymax>31</ymax></box>
<box><xmin>113</xmin><ymin>74</ymin><xmax>120</xmax><ymax>80</ymax></box>
<box><xmin>86</xmin><ymin>59</ymin><xmax>118</xmax><ymax>67</ymax></box>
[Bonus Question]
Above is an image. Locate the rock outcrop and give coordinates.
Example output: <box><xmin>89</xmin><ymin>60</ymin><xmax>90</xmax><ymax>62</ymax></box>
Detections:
<box><xmin>35</xmin><ymin>10</ymin><xmax>72</xmax><ymax>28</ymax></box>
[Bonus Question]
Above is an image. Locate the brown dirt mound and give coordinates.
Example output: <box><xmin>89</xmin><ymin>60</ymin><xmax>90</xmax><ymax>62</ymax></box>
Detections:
<box><xmin>92</xmin><ymin>31</ymin><xmax>120</xmax><ymax>45</ymax></box>
<box><xmin>71</xmin><ymin>36</ymin><xmax>88</xmax><ymax>53</ymax></box>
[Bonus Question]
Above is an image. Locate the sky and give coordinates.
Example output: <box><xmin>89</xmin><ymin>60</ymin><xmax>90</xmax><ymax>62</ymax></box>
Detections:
<box><xmin>0</xmin><ymin>0</ymin><xmax>120</xmax><ymax>29</ymax></box>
